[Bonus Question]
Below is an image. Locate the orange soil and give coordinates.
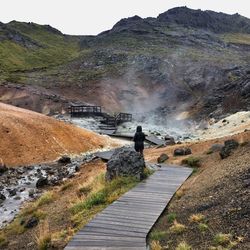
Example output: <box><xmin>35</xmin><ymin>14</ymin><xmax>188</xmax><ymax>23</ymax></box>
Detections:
<box><xmin>0</xmin><ymin>103</ymin><xmax>113</xmax><ymax>167</ymax></box>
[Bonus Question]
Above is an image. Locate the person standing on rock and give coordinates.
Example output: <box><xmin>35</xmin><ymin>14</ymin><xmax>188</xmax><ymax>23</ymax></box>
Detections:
<box><xmin>133</xmin><ymin>126</ymin><xmax>146</xmax><ymax>155</ymax></box>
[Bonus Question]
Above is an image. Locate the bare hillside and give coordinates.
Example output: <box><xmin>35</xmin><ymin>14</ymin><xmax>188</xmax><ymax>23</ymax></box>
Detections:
<box><xmin>0</xmin><ymin>103</ymin><xmax>112</xmax><ymax>166</ymax></box>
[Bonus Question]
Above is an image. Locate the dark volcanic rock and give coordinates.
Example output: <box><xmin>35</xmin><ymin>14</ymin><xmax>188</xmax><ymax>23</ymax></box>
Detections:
<box><xmin>58</xmin><ymin>155</ymin><xmax>71</xmax><ymax>164</ymax></box>
<box><xmin>0</xmin><ymin>193</ymin><xmax>6</xmax><ymax>203</ymax></box>
<box><xmin>164</xmin><ymin>136</ymin><xmax>176</xmax><ymax>145</ymax></box>
<box><xmin>8</xmin><ymin>188</ymin><xmax>17</xmax><ymax>197</ymax></box>
<box><xmin>220</xmin><ymin>139</ymin><xmax>239</xmax><ymax>159</ymax></box>
<box><xmin>24</xmin><ymin>217</ymin><xmax>39</xmax><ymax>229</ymax></box>
<box><xmin>174</xmin><ymin>147</ymin><xmax>192</xmax><ymax>156</ymax></box>
<box><xmin>157</xmin><ymin>153</ymin><xmax>169</xmax><ymax>163</ymax></box>
<box><xmin>106</xmin><ymin>148</ymin><xmax>145</xmax><ymax>181</ymax></box>
<box><xmin>36</xmin><ymin>176</ymin><xmax>48</xmax><ymax>188</ymax></box>
<box><xmin>0</xmin><ymin>162</ymin><xmax>8</xmax><ymax>175</ymax></box>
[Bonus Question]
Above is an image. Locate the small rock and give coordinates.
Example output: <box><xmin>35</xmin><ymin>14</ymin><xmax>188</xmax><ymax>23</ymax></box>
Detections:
<box><xmin>0</xmin><ymin>161</ymin><xmax>8</xmax><ymax>175</ymax></box>
<box><xmin>19</xmin><ymin>187</ymin><xmax>25</xmax><ymax>192</ymax></box>
<box><xmin>157</xmin><ymin>153</ymin><xmax>169</xmax><ymax>163</ymax></box>
<box><xmin>24</xmin><ymin>217</ymin><xmax>39</xmax><ymax>229</ymax></box>
<box><xmin>58</xmin><ymin>155</ymin><xmax>71</xmax><ymax>164</ymax></box>
<box><xmin>29</xmin><ymin>189</ymin><xmax>35</xmax><ymax>197</ymax></box>
<box><xmin>174</xmin><ymin>147</ymin><xmax>192</xmax><ymax>156</ymax></box>
<box><xmin>8</xmin><ymin>188</ymin><xmax>17</xmax><ymax>197</ymax></box>
<box><xmin>164</xmin><ymin>135</ymin><xmax>176</xmax><ymax>145</ymax></box>
<box><xmin>0</xmin><ymin>193</ymin><xmax>6</xmax><ymax>203</ymax></box>
<box><xmin>75</xmin><ymin>165</ymin><xmax>80</xmax><ymax>172</ymax></box>
<box><xmin>36</xmin><ymin>176</ymin><xmax>48</xmax><ymax>188</ymax></box>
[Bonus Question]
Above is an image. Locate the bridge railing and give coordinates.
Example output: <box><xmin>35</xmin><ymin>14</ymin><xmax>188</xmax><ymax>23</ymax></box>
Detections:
<box><xmin>69</xmin><ymin>105</ymin><xmax>102</xmax><ymax>117</ymax></box>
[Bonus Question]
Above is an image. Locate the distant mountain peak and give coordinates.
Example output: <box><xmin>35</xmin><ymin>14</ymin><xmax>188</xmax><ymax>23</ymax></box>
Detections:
<box><xmin>157</xmin><ymin>7</ymin><xmax>250</xmax><ymax>33</ymax></box>
<box><xmin>113</xmin><ymin>15</ymin><xmax>142</xmax><ymax>28</ymax></box>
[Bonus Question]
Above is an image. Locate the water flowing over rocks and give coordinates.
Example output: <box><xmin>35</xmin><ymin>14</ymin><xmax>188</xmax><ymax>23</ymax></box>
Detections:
<box><xmin>0</xmin><ymin>153</ymin><xmax>96</xmax><ymax>228</ymax></box>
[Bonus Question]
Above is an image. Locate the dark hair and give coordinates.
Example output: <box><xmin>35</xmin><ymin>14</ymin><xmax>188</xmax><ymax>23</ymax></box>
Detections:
<box><xmin>136</xmin><ymin>126</ymin><xmax>142</xmax><ymax>132</ymax></box>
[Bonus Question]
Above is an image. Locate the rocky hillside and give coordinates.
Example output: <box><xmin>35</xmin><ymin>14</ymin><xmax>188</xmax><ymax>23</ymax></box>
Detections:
<box><xmin>0</xmin><ymin>7</ymin><xmax>250</xmax><ymax>119</ymax></box>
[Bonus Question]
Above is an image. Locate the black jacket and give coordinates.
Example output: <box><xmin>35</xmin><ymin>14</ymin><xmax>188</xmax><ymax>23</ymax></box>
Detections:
<box><xmin>133</xmin><ymin>132</ymin><xmax>145</xmax><ymax>151</ymax></box>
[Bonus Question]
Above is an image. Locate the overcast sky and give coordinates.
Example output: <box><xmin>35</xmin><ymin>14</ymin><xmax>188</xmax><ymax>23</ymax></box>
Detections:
<box><xmin>1</xmin><ymin>0</ymin><xmax>250</xmax><ymax>35</ymax></box>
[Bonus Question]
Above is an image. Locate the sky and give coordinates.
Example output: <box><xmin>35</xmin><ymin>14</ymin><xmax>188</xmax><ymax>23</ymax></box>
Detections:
<box><xmin>1</xmin><ymin>0</ymin><xmax>250</xmax><ymax>35</ymax></box>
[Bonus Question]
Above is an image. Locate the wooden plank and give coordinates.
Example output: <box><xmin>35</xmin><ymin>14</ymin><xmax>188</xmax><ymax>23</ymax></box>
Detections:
<box><xmin>65</xmin><ymin>165</ymin><xmax>192</xmax><ymax>250</ymax></box>
<box><xmin>66</xmin><ymin>246</ymin><xmax>146</xmax><ymax>250</ymax></box>
<box><xmin>77</xmin><ymin>227</ymin><xmax>145</xmax><ymax>238</ymax></box>
<box><xmin>145</xmin><ymin>135</ymin><xmax>165</xmax><ymax>145</ymax></box>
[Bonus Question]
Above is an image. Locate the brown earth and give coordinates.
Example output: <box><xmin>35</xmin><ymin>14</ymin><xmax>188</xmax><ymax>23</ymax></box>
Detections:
<box><xmin>0</xmin><ymin>111</ymin><xmax>249</xmax><ymax>249</ymax></box>
<box><xmin>148</xmin><ymin>130</ymin><xmax>250</xmax><ymax>250</ymax></box>
<box><xmin>0</xmin><ymin>102</ymin><xmax>114</xmax><ymax>167</ymax></box>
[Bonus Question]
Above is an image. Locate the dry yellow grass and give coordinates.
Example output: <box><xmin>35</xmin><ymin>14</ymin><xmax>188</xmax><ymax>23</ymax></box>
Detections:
<box><xmin>189</xmin><ymin>213</ymin><xmax>205</xmax><ymax>223</ymax></box>
<box><xmin>150</xmin><ymin>240</ymin><xmax>163</xmax><ymax>250</ymax></box>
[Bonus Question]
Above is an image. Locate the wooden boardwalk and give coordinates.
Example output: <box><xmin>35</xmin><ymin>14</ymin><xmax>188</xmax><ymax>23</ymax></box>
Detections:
<box><xmin>65</xmin><ymin>165</ymin><xmax>192</xmax><ymax>250</ymax></box>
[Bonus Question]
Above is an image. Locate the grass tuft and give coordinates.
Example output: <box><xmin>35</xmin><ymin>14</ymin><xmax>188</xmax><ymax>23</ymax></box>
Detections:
<box><xmin>150</xmin><ymin>230</ymin><xmax>167</xmax><ymax>241</ymax></box>
<box><xmin>60</xmin><ymin>182</ymin><xmax>74</xmax><ymax>192</ymax></box>
<box><xmin>175</xmin><ymin>189</ymin><xmax>185</xmax><ymax>199</ymax></box>
<box><xmin>176</xmin><ymin>241</ymin><xmax>192</xmax><ymax>250</ymax></box>
<box><xmin>36</xmin><ymin>192</ymin><xmax>55</xmax><ymax>207</ymax></box>
<box><xmin>0</xmin><ymin>232</ymin><xmax>8</xmax><ymax>247</ymax></box>
<box><xmin>150</xmin><ymin>240</ymin><xmax>162</xmax><ymax>250</ymax></box>
<box><xmin>167</xmin><ymin>213</ymin><xmax>177</xmax><ymax>223</ymax></box>
<box><xmin>36</xmin><ymin>221</ymin><xmax>51</xmax><ymax>250</ymax></box>
<box><xmin>213</xmin><ymin>233</ymin><xmax>232</xmax><ymax>246</ymax></box>
<box><xmin>169</xmin><ymin>221</ymin><xmax>186</xmax><ymax>234</ymax></box>
<box><xmin>198</xmin><ymin>223</ymin><xmax>209</xmax><ymax>232</ymax></box>
<box><xmin>189</xmin><ymin>213</ymin><xmax>205</xmax><ymax>223</ymax></box>
<box><xmin>77</xmin><ymin>185</ymin><xmax>92</xmax><ymax>196</ymax></box>
<box><xmin>182</xmin><ymin>156</ymin><xmax>201</xmax><ymax>167</ymax></box>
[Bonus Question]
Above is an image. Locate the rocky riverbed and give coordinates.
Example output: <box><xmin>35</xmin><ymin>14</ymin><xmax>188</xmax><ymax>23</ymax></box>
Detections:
<box><xmin>0</xmin><ymin>152</ymin><xmax>100</xmax><ymax>228</ymax></box>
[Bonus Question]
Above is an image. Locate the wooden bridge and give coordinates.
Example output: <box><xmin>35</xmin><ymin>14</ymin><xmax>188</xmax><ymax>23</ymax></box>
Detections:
<box><xmin>68</xmin><ymin>105</ymin><xmax>132</xmax><ymax>128</ymax></box>
<box><xmin>69</xmin><ymin>105</ymin><xmax>103</xmax><ymax>117</ymax></box>
<box><xmin>65</xmin><ymin>165</ymin><xmax>192</xmax><ymax>250</ymax></box>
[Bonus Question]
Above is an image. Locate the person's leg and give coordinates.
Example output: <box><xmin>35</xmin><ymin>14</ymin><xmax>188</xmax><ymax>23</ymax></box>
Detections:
<box><xmin>140</xmin><ymin>148</ymin><xmax>143</xmax><ymax>156</ymax></box>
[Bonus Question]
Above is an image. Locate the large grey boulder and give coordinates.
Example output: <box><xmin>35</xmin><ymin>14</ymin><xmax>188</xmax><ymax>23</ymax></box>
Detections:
<box><xmin>106</xmin><ymin>148</ymin><xmax>145</xmax><ymax>181</ymax></box>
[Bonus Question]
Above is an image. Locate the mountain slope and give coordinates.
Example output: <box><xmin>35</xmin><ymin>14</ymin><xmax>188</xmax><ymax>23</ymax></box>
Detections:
<box><xmin>0</xmin><ymin>7</ymin><xmax>250</xmax><ymax>120</ymax></box>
